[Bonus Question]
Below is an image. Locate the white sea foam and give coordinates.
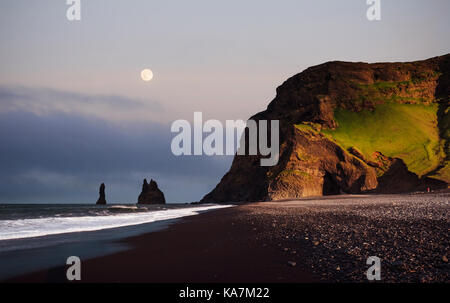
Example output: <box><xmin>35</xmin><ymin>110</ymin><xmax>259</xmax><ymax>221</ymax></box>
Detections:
<box><xmin>0</xmin><ymin>204</ymin><xmax>232</xmax><ymax>241</ymax></box>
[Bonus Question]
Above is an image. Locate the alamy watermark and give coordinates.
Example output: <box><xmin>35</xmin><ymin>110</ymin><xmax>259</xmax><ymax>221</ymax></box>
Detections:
<box><xmin>66</xmin><ymin>1</ymin><xmax>380</xmax><ymax>22</ymax></box>
<box><xmin>66</xmin><ymin>256</ymin><xmax>81</xmax><ymax>281</ymax></box>
<box><xmin>170</xmin><ymin>112</ymin><xmax>280</xmax><ymax>167</ymax></box>
<box><xmin>366</xmin><ymin>0</ymin><xmax>381</xmax><ymax>21</ymax></box>
<box><xmin>366</xmin><ymin>256</ymin><xmax>381</xmax><ymax>280</ymax></box>
<box><xmin>66</xmin><ymin>0</ymin><xmax>81</xmax><ymax>21</ymax></box>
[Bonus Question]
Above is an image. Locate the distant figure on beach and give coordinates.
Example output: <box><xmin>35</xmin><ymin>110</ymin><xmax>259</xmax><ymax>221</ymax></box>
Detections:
<box><xmin>137</xmin><ymin>178</ymin><xmax>166</xmax><ymax>204</ymax></box>
<box><xmin>96</xmin><ymin>183</ymin><xmax>107</xmax><ymax>205</ymax></box>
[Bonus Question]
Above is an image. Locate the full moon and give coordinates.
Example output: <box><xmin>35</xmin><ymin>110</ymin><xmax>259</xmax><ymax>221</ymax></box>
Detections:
<box><xmin>141</xmin><ymin>69</ymin><xmax>154</xmax><ymax>82</ymax></box>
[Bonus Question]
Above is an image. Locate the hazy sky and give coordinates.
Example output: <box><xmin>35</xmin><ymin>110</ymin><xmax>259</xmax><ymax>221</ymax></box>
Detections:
<box><xmin>0</xmin><ymin>0</ymin><xmax>449</xmax><ymax>203</ymax></box>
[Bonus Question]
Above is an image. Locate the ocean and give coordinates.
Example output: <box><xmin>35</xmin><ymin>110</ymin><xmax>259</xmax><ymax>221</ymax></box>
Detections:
<box><xmin>0</xmin><ymin>203</ymin><xmax>232</xmax><ymax>280</ymax></box>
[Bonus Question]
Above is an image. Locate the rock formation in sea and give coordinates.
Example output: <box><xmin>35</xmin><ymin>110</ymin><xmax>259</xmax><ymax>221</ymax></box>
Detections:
<box><xmin>137</xmin><ymin>179</ymin><xmax>166</xmax><ymax>204</ymax></box>
<box><xmin>202</xmin><ymin>54</ymin><xmax>450</xmax><ymax>203</ymax></box>
<box><xmin>96</xmin><ymin>183</ymin><xmax>107</xmax><ymax>205</ymax></box>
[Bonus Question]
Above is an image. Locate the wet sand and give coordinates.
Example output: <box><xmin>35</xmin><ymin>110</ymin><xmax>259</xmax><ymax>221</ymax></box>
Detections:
<box><xmin>8</xmin><ymin>206</ymin><xmax>316</xmax><ymax>283</ymax></box>
<box><xmin>8</xmin><ymin>193</ymin><xmax>449</xmax><ymax>283</ymax></box>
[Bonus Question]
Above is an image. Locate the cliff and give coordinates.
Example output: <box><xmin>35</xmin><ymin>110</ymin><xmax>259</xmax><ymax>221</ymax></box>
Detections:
<box><xmin>137</xmin><ymin>179</ymin><xmax>166</xmax><ymax>204</ymax></box>
<box><xmin>202</xmin><ymin>54</ymin><xmax>450</xmax><ymax>203</ymax></box>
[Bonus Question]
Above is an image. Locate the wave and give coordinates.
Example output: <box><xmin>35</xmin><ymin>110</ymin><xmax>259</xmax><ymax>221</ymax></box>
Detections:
<box><xmin>0</xmin><ymin>204</ymin><xmax>232</xmax><ymax>241</ymax></box>
<box><xmin>108</xmin><ymin>205</ymin><xmax>139</xmax><ymax>210</ymax></box>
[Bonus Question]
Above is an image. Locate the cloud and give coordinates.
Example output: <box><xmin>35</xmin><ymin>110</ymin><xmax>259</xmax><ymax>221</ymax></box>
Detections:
<box><xmin>0</xmin><ymin>110</ymin><xmax>232</xmax><ymax>203</ymax></box>
<box><xmin>0</xmin><ymin>86</ymin><xmax>164</xmax><ymax>122</ymax></box>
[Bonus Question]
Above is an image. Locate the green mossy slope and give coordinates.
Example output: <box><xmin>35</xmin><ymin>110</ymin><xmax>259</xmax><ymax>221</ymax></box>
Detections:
<box><xmin>320</xmin><ymin>103</ymin><xmax>444</xmax><ymax>178</ymax></box>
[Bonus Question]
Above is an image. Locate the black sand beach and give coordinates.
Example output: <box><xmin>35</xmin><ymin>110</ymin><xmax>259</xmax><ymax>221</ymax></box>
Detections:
<box><xmin>7</xmin><ymin>193</ymin><xmax>450</xmax><ymax>283</ymax></box>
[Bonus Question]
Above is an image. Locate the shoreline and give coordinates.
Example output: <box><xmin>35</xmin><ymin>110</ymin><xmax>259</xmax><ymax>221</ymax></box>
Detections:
<box><xmin>7</xmin><ymin>205</ymin><xmax>317</xmax><ymax>283</ymax></box>
<box><xmin>6</xmin><ymin>192</ymin><xmax>450</xmax><ymax>283</ymax></box>
<box><xmin>0</xmin><ymin>204</ymin><xmax>233</xmax><ymax>281</ymax></box>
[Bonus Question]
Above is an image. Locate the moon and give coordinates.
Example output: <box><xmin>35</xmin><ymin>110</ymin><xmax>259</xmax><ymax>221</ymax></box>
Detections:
<box><xmin>141</xmin><ymin>69</ymin><xmax>154</xmax><ymax>82</ymax></box>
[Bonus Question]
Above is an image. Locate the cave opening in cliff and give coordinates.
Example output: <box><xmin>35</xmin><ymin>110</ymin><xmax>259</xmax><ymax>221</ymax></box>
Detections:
<box><xmin>322</xmin><ymin>172</ymin><xmax>341</xmax><ymax>195</ymax></box>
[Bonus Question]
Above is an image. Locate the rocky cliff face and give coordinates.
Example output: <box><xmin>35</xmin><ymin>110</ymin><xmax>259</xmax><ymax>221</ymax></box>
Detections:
<box><xmin>202</xmin><ymin>54</ymin><xmax>450</xmax><ymax>203</ymax></box>
<box><xmin>138</xmin><ymin>179</ymin><xmax>166</xmax><ymax>204</ymax></box>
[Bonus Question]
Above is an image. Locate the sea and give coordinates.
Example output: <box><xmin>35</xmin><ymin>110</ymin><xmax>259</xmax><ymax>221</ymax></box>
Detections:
<box><xmin>0</xmin><ymin>203</ymin><xmax>232</xmax><ymax>281</ymax></box>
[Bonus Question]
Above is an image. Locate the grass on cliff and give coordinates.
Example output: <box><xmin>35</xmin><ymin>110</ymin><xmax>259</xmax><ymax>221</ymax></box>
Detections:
<box><xmin>428</xmin><ymin>103</ymin><xmax>450</xmax><ymax>182</ymax></box>
<box><xmin>321</xmin><ymin>102</ymin><xmax>444</xmax><ymax>177</ymax></box>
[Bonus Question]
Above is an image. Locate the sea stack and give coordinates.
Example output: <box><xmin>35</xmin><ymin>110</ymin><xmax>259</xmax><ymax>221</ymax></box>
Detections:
<box><xmin>96</xmin><ymin>183</ymin><xmax>107</xmax><ymax>205</ymax></box>
<box><xmin>137</xmin><ymin>179</ymin><xmax>166</xmax><ymax>204</ymax></box>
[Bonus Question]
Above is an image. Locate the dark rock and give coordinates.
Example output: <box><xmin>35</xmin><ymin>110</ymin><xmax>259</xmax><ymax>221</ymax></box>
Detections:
<box><xmin>201</xmin><ymin>54</ymin><xmax>450</xmax><ymax>203</ymax></box>
<box><xmin>96</xmin><ymin>183</ymin><xmax>107</xmax><ymax>205</ymax></box>
<box><xmin>137</xmin><ymin>178</ymin><xmax>166</xmax><ymax>204</ymax></box>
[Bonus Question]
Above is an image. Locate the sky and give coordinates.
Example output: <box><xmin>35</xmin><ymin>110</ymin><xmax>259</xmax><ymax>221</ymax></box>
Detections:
<box><xmin>0</xmin><ymin>0</ymin><xmax>449</xmax><ymax>203</ymax></box>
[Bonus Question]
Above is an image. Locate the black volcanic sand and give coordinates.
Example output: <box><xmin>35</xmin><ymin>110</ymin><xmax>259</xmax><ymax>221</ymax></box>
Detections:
<box><xmin>8</xmin><ymin>193</ymin><xmax>449</xmax><ymax>283</ymax></box>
